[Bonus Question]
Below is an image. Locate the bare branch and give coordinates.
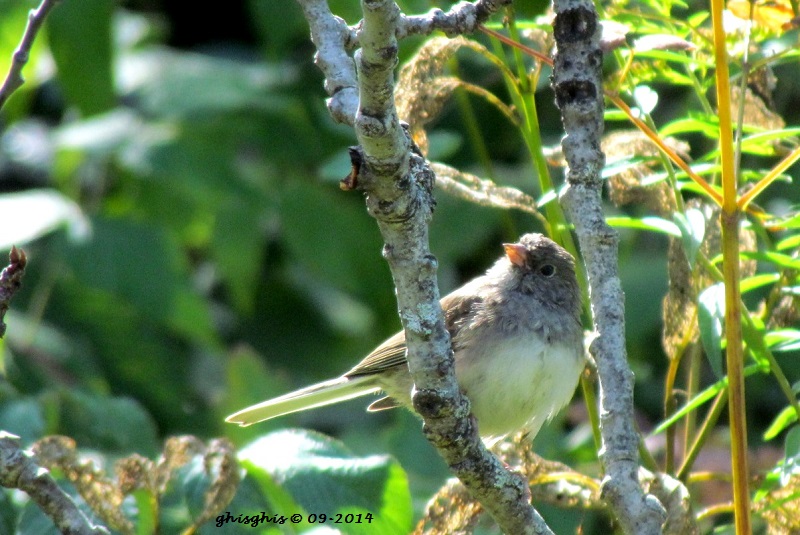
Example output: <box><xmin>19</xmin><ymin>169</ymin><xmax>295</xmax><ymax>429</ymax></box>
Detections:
<box><xmin>0</xmin><ymin>0</ymin><xmax>60</xmax><ymax>111</ymax></box>
<box><xmin>398</xmin><ymin>0</ymin><xmax>512</xmax><ymax>39</ymax></box>
<box><xmin>296</xmin><ymin>0</ymin><xmax>359</xmax><ymax>125</ymax></box>
<box><xmin>0</xmin><ymin>433</ymin><xmax>110</xmax><ymax>535</ymax></box>
<box><xmin>0</xmin><ymin>246</ymin><xmax>27</xmax><ymax>338</ymax></box>
<box><xmin>550</xmin><ymin>0</ymin><xmax>666</xmax><ymax>532</ymax></box>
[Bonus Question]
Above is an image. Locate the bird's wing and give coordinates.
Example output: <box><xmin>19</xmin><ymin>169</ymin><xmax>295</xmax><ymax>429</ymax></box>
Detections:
<box><xmin>345</xmin><ymin>289</ymin><xmax>484</xmax><ymax>378</ymax></box>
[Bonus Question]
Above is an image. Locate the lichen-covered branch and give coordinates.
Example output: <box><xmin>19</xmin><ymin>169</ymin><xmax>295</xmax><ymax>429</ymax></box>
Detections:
<box><xmin>296</xmin><ymin>0</ymin><xmax>552</xmax><ymax>532</ymax></box>
<box><xmin>296</xmin><ymin>0</ymin><xmax>359</xmax><ymax>125</ymax></box>
<box><xmin>0</xmin><ymin>433</ymin><xmax>109</xmax><ymax>535</ymax></box>
<box><xmin>398</xmin><ymin>0</ymin><xmax>512</xmax><ymax>39</ymax></box>
<box><xmin>0</xmin><ymin>0</ymin><xmax>60</xmax><ymax>110</ymax></box>
<box><xmin>550</xmin><ymin>1</ymin><xmax>666</xmax><ymax>533</ymax></box>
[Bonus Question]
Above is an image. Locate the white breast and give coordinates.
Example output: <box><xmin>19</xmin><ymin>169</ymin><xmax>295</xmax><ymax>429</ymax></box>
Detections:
<box><xmin>455</xmin><ymin>332</ymin><xmax>584</xmax><ymax>444</ymax></box>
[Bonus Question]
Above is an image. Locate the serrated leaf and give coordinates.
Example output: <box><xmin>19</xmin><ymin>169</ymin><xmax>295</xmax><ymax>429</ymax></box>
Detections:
<box><xmin>239</xmin><ymin>430</ymin><xmax>412</xmax><ymax>535</ymax></box>
<box><xmin>698</xmin><ymin>283</ymin><xmax>725</xmax><ymax>379</ymax></box>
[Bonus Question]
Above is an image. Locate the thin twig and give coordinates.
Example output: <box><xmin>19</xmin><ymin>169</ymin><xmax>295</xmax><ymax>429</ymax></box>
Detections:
<box><xmin>0</xmin><ymin>0</ymin><xmax>61</xmax><ymax>110</ymax></box>
<box><xmin>0</xmin><ymin>246</ymin><xmax>27</xmax><ymax>338</ymax></box>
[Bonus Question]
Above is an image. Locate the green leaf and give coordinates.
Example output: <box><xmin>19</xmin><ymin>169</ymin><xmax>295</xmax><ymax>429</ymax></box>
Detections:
<box><xmin>765</xmin><ymin>329</ymin><xmax>800</xmax><ymax>352</ymax></box>
<box><xmin>0</xmin><ymin>190</ymin><xmax>90</xmax><ymax>249</ymax></box>
<box><xmin>764</xmin><ymin>406</ymin><xmax>799</xmax><ymax>441</ymax></box>
<box><xmin>0</xmin><ymin>398</ymin><xmax>44</xmax><ymax>445</ymax></box>
<box><xmin>47</xmin><ymin>0</ymin><xmax>115</xmax><ymax>116</ymax></box>
<box><xmin>781</xmin><ymin>425</ymin><xmax>800</xmax><ymax>485</ymax></box>
<box><xmin>698</xmin><ymin>283</ymin><xmax>725</xmax><ymax>379</ymax></box>
<box><xmin>742</xmin><ymin>251</ymin><xmax>800</xmax><ymax>270</ymax></box>
<box><xmin>650</xmin><ymin>364</ymin><xmax>762</xmax><ymax>435</ymax></box>
<box><xmin>606</xmin><ymin>216</ymin><xmax>681</xmax><ymax>237</ymax></box>
<box><xmin>740</xmin><ymin>273</ymin><xmax>780</xmax><ymax>293</ymax></box>
<box><xmin>280</xmin><ymin>182</ymin><xmax>389</xmax><ymax>306</ymax></box>
<box><xmin>123</xmin><ymin>48</ymin><xmax>293</xmax><ymax>119</ymax></box>
<box><xmin>65</xmin><ymin>217</ymin><xmax>180</xmax><ymax>318</ymax></box>
<box><xmin>239</xmin><ymin>430</ymin><xmax>413</xmax><ymax>535</ymax></box>
<box><xmin>211</xmin><ymin>198</ymin><xmax>268</xmax><ymax>314</ymax></box>
<box><xmin>660</xmin><ymin>115</ymin><xmax>720</xmax><ymax>139</ymax></box>
<box><xmin>58</xmin><ymin>391</ymin><xmax>158</xmax><ymax>456</ymax></box>
<box><xmin>771</xmin><ymin>213</ymin><xmax>800</xmax><ymax>232</ymax></box>
<box><xmin>673</xmin><ymin>208</ymin><xmax>705</xmax><ymax>267</ymax></box>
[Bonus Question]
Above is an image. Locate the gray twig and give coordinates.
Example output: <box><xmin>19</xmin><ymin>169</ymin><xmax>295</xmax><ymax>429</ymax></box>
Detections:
<box><xmin>550</xmin><ymin>0</ymin><xmax>666</xmax><ymax>533</ymax></box>
<box><xmin>0</xmin><ymin>433</ymin><xmax>109</xmax><ymax>535</ymax></box>
<box><xmin>0</xmin><ymin>0</ymin><xmax>61</xmax><ymax>111</ymax></box>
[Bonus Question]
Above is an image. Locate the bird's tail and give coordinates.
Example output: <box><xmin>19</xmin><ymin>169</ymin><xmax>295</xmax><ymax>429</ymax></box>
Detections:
<box><xmin>225</xmin><ymin>375</ymin><xmax>380</xmax><ymax>427</ymax></box>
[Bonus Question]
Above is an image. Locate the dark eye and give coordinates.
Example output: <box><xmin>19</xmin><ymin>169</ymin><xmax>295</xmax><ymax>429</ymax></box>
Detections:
<box><xmin>539</xmin><ymin>264</ymin><xmax>556</xmax><ymax>277</ymax></box>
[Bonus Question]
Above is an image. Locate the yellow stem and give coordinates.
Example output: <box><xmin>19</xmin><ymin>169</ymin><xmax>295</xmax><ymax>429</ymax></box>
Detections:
<box><xmin>738</xmin><ymin>145</ymin><xmax>800</xmax><ymax>210</ymax></box>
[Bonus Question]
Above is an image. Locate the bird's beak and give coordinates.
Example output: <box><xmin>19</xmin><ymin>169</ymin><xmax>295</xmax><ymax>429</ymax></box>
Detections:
<box><xmin>503</xmin><ymin>243</ymin><xmax>527</xmax><ymax>267</ymax></box>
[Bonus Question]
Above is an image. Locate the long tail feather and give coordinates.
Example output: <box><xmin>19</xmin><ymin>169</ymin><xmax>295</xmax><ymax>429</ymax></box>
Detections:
<box><xmin>225</xmin><ymin>375</ymin><xmax>380</xmax><ymax>427</ymax></box>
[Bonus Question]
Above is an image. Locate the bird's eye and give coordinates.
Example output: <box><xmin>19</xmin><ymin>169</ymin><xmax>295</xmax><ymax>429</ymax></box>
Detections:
<box><xmin>539</xmin><ymin>264</ymin><xmax>556</xmax><ymax>277</ymax></box>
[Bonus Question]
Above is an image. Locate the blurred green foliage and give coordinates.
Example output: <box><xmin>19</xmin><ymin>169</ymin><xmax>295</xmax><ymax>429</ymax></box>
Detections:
<box><xmin>0</xmin><ymin>0</ymin><xmax>799</xmax><ymax>532</ymax></box>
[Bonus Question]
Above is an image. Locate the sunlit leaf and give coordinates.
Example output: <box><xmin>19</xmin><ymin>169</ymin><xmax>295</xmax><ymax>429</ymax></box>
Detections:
<box><xmin>673</xmin><ymin>208</ymin><xmax>706</xmax><ymax>267</ymax></box>
<box><xmin>765</xmin><ymin>329</ymin><xmax>800</xmax><ymax>352</ymax></box>
<box><xmin>0</xmin><ymin>190</ymin><xmax>90</xmax><ymax>249</ymax></box>
<box><xmin>698</xmin><ymin>283</ymin><xmax>725</xmax><ymax>378</ymax></box>
<box><xmin>606</xmin><ymin>216</ymin><xmax>681</xmax><ymax>237</ymax></box>
<box><xmin>764</xmin><ymin>406</ymin><xmax>799</xmax><ymax>440</ymax></box>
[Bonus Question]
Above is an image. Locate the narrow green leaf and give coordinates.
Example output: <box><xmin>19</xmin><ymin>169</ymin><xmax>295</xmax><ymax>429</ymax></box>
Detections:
<box><xmin>742</xmin><ymin>251</ymin><xmax>800</xmax><ymax>270</ymax></box>
<box><xmin>765</xmin><ymin>329</ymin><xmax>800</xmax><ymax>352</ymax></box>
<box><xmin>650</xmin><ymin>364</ymin><xmax>762</xmax><ymax>435</ymax></box>
<box><xmin>673</xmin><ymin>208</ymin><xmax>706</xmax><ymax>267</ymax></box>
<box><xmin>698</xmin><ymin>283</ymin><xmax>725</xmax><ymax>379</ymax></box>
<box><xmin>781</xmin><ymin>426</ymin><xmax>800</xmax><ymax>485</ymax></box>
<box><xmin>740</xmin><ymin>273</ymin><xmax>780</xmax><ymax>293</ymax></box>
<box><xmin>606</xmin><ymin>216</ymin><xmax>681</xmax><ymax>237</ymax></box>
<box><xmin>764</xmin><ymin>406</ymin><xmax>799</xmax><ymax>441</ymax></box>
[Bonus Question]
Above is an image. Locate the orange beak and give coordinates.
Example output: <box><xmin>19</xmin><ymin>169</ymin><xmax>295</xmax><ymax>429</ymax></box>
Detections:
<box><xmin>503</xmin><ymin>243</ymin><xmax>527</xmax><ymax>267</ymax></box>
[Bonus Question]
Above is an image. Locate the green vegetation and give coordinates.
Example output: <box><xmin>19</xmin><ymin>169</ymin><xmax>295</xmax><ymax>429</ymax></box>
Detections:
<box><xmin>0</xmin><ymin>0</ymin><xmax>799</xmax><ymax>532</ymax></box>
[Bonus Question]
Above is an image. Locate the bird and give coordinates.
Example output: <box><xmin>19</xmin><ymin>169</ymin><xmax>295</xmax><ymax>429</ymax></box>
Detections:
<box><xmin>226</xmin><ymin>233</ymin><xmax>585</xmax><ymax>444</ymax></box>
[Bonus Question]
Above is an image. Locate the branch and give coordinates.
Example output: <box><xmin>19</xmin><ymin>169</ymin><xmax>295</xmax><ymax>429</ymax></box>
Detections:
<box><xmin>296</xmin><ymin>0</ymin><xmax>512</xmax><ymax>126</ymax></box>
<box><xmin>0</xmin><ymin>246</ymin><xmax>27</xmax><ymax>338</ymax></box>
<box><xmin>550</xmin><ymin>1</ymin><xmax>666</xmax><ymax>533</ymax></box>
<box><xmin>0</xmin><ymin>0</ymin><xmax>60</xmax><ymax>111</ymax></box>
<box><xmin>0</xmin><ymin>433</ymin><xmax>109</xmax><ymax>535</ymax></box>
<box><xmin>398</xmin><ymin>0</ymin><xmax>512</xmax><ymax>39</ymax></box>
<box><xmin>297</xmin><ymin>0</ymin><xmax>551</xmax><ymax>532</ymax></box>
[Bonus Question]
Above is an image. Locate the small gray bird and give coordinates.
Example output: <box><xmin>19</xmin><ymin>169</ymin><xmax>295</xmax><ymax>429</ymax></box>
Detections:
<box><xmin>226</xmin><ymin>233</ymin><xmax>585</xmax><ymax>444</ymax></box>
